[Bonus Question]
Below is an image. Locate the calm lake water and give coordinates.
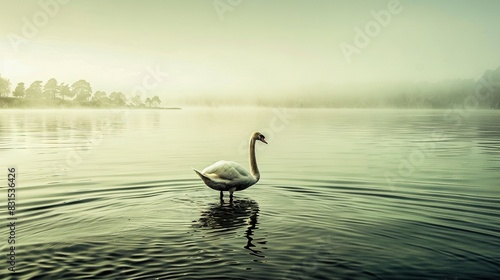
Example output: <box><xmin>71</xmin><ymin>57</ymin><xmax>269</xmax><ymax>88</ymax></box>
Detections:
<box><xmin>1</xmin><ymin>108</ymin><xmax>499</xmax><ymax>279</ymax></box>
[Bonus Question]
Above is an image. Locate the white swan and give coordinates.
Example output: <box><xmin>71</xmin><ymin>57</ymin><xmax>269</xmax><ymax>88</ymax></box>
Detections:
<box><xmin>194</xmin><ymin>132</ymin><xmax>268</xmax><ymax>200</ymax></box>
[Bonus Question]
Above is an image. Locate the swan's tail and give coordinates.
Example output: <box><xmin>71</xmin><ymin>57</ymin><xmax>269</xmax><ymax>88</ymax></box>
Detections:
<box><xmin>193</xmin><ymin>168</ymin><xmax>203</xmax><ymax>178</ymax></box>
<box><xmin>193</xmin><ymin>168</ymin><xmax>210</xmax><ymax>183</ymax></box>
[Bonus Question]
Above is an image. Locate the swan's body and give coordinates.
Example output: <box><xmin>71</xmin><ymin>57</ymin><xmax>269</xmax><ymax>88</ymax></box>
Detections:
<box><xmin>194</xmin><ymin>132</ymin><xmax>267</xmax><ymax>200</ymax></box>
<box><xmin>194</xmin><ymin>160</ymin><xmax>257</xmax><ymax>191</ymax></box>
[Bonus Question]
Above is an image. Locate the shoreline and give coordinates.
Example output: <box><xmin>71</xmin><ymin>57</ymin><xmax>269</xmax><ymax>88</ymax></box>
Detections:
<box><xmin>0</xmin><ymin>97</ymin><xmax>181</xmax><ymax>110</ymax></box>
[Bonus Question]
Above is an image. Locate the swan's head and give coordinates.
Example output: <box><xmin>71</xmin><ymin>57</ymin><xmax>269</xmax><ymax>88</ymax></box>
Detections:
<box><xmin>253</xmin><ymin>132</ymin><xmax>268</xmax><ymax>144</ymax></box>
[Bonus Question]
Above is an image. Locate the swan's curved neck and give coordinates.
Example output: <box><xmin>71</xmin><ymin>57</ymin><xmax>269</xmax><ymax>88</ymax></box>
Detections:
<box><xmin>249</xmin><ymin>137</ymin><xmax>260</xmax><ymax>182</ymax></box>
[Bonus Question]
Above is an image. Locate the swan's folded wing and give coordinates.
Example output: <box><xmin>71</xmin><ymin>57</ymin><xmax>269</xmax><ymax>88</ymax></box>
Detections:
<box><xmin>202</xmin><ymin>160</ymin><xmax>251</xmax><ymax>181</ymax></box>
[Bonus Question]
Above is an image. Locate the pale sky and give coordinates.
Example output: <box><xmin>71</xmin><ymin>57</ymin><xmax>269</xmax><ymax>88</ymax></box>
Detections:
<box><xmin>1</xmin><ymin>0</ymin><xmax>499</xmax><ymax>101</ymax></box>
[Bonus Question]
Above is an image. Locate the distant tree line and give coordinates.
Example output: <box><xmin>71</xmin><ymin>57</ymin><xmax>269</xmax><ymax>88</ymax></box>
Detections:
<box><xmin>1</xmin><ymin>66</ymin><xmax>499</xmax><ymax>109</ymax></box>
<box><xmin>0</xmin><ymin>76</ymin><xmax>162</xmax><ymax>108</ymax></box>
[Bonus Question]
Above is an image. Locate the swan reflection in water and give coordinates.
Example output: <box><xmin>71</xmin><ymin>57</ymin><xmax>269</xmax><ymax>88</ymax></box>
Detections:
<box><xmin>193</xmin><ymin>199</ymin><xmax>266</xmax><ymax>258</ymax></box>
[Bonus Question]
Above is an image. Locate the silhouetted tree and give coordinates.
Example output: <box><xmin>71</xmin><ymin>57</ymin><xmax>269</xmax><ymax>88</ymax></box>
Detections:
<box><xmin>26</xmin><ymin>81</ymin><xmax>43</xmax><ymax>98</ymax></box>
<box><xmin>145</xmin><ymin>97</ymin><xmax>152</xmax><ymax>108</ymax></box>
<box><xmin>131</xmin><ymin>95</ymin><xmax>143</xmax><ymax>107</ymax></box>
<box><xmin>152</xmin><ymin>95</ymin><xmax>161</xmax><ymax>107</ymax></box>
<box><xmin>92</xmin><ymin>91</ymin><xmax>107</xmax><ymax>102</ymax></box>
<box><xmin>59</xmin><ymin>83</ymin><xmax>73</xmax><ymax>100</ymax></box>
<box><xmin>92</xmin><ymin>91</ymin><xmax>111</xmax><ymax>106</ymax></box>
<box><xmin>71</xmin><ymin>80</ymin><xmax>92</xmax><ymax>101</ymax></box>
<box><xmin>110</xmin><ymin>91</ymin><xmax>126</xmax><ymax>106</ymax></box>
<box><xmin>43</xmin><ymin>78</ymin><xmax>59</xmax><ymax>99</ymax></box>
<box><xmin>0</xmin><ymin>75</ymin><xmax>11</xmax><ymax>97</ymax></box>
<box><xmin>13</xmin><ymin>82</ymin><xmax>25</xmax><ymax>98</ymax></box>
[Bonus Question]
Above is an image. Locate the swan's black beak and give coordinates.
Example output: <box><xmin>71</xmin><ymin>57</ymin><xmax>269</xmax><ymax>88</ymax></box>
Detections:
<box><xmin>261</xmin><ymin>139</ymin><xmax>268</xmax><ymax>144</ymax></box>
